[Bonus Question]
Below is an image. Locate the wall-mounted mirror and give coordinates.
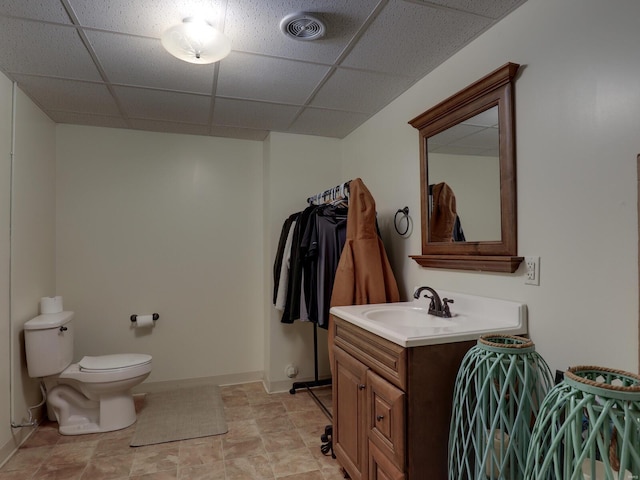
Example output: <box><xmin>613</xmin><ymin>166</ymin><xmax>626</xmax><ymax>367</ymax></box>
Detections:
<box><xmin>408</xmin><ymin>63</ymin><xmax>523</xmax><ymax>273</ymax></box>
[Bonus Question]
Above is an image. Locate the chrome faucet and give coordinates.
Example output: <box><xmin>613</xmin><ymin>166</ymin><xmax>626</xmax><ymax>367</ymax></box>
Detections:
<box><xmin>413</xmin><ymin>286</ymin><xmax>454</xmax><ymax>318</ymax></box>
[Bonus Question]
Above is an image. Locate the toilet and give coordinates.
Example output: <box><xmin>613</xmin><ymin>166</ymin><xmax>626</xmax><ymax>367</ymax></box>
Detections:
<box><xmin>24</xmin><ymin>311</ymin><xmax>152</xmax><ymax>435</ymax></box>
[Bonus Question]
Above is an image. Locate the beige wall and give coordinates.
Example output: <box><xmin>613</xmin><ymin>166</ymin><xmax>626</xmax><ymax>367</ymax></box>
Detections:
<box><xmin>55</xmin><ymin>127</ymin><xmax>341</xmax><ymax>393</ymax></box>
<box><xmin>12</xmin><ymin>88</ymin><xmax>58</xmax><ymax>396</ymax></box>
<box><xmin>0</xmin><ymin>70</ymin><xmax>13</xmax><ymax>465</ymax></box>
<box><xmin>0</xmin><ymin>78</ymin><xmax>57</xmax><ymax>464</ymax></box>
<box><xmin>55</xmin><ymin>126</ymin><xmax>265</xmax><ymax>386</ymax></box>
<box><xmin>263</xmin><ymin>132</ymin><xmax>341</xmax><ymax>392</ymax></box>
<box><xmin>341</xmin><ymin>0</ymin><xmax>640</xmax><ymax>374</ymax></box>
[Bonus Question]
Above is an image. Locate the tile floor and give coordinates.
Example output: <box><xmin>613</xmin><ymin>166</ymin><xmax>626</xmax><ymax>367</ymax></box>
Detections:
<box><xmin>0</xmin><ymin>383</ymin><xmax>343</xmax><ymax>480</ymax></box>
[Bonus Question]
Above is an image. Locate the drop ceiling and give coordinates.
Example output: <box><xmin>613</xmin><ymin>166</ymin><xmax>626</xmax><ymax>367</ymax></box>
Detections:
<box><xmin>429</xmin><ymin>106</ymin><xmax>499</xmax><ymax>156</ymax></box>
<box><xmin>0</xmin><ymin>0</ymin><xmax>527</xmax><ymax>141</ymax></box>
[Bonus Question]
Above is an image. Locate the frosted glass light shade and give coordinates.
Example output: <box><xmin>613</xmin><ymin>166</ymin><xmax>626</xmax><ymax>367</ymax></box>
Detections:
<box><xmin>161</xmin><ymin>18</ymin><xmax>231</xmax><ymax>64</ymax></box>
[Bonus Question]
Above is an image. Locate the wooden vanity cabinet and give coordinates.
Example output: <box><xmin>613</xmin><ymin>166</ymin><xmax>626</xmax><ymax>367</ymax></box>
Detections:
<box><xmin>334</xmin><ymin>346</ymin><xmax>369</xmax><ymax>480</ymax></box>
<box><xmin>332</xmin><ymin>316</ymin><xmax>475</xmax><ymax>480</ymax></box>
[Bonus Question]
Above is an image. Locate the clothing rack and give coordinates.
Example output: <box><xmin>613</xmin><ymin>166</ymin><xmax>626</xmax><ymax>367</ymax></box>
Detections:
<box><xmin>289</xmin><ymin>180</ymin><xmax>351</xmax><ymax>420</ymax></box>
<box><xmin>306</xmin><ymin>181</ymin><xmax>350</xmax><ymax>206</ymax></box>
<box><xmin>288</xmin><ymin>323</ymin><xmax>332</xmax><ymax>417</ymax></box>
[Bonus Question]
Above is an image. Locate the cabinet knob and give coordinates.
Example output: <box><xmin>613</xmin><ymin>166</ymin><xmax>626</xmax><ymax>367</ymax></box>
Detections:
<box><xmin>358</xmin><ymin>384</ymin><xmax>365</xmax><ymax>390</ymax></box>
<box><xmin>376</xmin><ymin>415</ymin><xmax>385</xmax><ymax>421</ymax></box>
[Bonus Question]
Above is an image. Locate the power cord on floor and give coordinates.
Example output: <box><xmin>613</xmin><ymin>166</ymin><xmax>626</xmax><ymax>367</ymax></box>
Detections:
<box><xmin>320</xmin><ymin>424</ymin><xmax>335</xmax><ymax>458</ymax></box>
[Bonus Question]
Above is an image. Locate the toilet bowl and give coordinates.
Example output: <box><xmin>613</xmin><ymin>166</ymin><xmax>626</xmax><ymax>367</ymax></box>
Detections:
<box><xmin>24</xmin><ymin>312</ymin><xmax>152</xmax><ymax>435</ymax></box>
<box><xmin>45</xmin><ymin>353</ymin><xmax>152</xmax><ymax>435</ymax></box>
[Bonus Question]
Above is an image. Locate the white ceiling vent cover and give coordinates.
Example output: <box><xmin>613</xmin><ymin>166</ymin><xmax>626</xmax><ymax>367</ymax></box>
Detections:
<box><xmin>280</xmin><ymin>12</ymin><xmax>326</xmax><ymax>41</ymax></box>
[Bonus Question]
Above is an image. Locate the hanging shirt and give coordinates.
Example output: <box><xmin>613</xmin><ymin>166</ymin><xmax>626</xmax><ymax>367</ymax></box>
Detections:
<box><xmin>306</xmin><ymin>205</ymin><xmax>347</xmax><ymax>327</ymax></box>
<box><xmin>273</xmin><ymin>213</ymin><xmax>298</xmax><ymax>303</ymax></box>
<box><xmin>274</xmin><ymin>219</ymin><xmax>297</xmax><ymax>311</ymax></box>
<box><xmin>281</xmin><ymin>205</ymin><xmax>315</xmax><ymax>323</ymax></box>
<box><xmin>299</xmin><ymin>206</ymin><xmax>321</xmax><ymax>323</ymax></box>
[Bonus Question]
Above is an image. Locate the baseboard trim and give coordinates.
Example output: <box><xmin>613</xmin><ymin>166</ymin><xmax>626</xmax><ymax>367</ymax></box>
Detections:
<box><xmin>131</xmin><ymin>371</ymin><xmax>332</xmax><ymax>398</ymax></box>
<box><xmin>266</xmin><ymin>376</ymin><xmax>332</xmax><ymax>395</ymax></box>
<box><xmin>132</xmin><ymin>371</ymin><xmax>265</xmax><ymax>394</ymax></box>
<box><xmin>0</xmin><ymin>423</ymin><xmax>38</xmax><ymax>469</ymax></box>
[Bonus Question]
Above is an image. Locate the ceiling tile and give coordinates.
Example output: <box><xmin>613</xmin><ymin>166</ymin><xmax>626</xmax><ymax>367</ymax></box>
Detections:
<box><xmin>429</xmin><ymin>113</ymin><xmax>499</xmax><ymax>156</ymax></box>
<box><xmin>458</xmin><ymin>127</ymin><xmax>498</xmax><ymax>148</ymax></box>
<box><xmin>287</xmin><ymin>107</ymin><xmax>370</xmax><ymax>138</ymax></box>
<box><xmin>224</xmin><ymin>0</ymin><xmax>379</xmax><ymax>63</ymax></box>
<box><xmin>217</xmin><ymin>52</ymin><xmax>330</xmax><ymax>104</ymax></box>
<box><xmin>0</xmin><ymin>17</ymin><xmax>101</xmax><ymax>80</ymax></box>
<box><xmin>129</xmin><ymin>119</ymin><xmax>210</xmax><ymax>136</ymax></box>
<box><xmin>0</xmin><ymin>0</ymin><xmax>529</xmax><ymax>140</ymax></box>
<box><xmin>86</xmin><ymin>30</ymin><xmax>216</xmax><ymax>93</ymax></box>
<box><xmin>310</xmin><ymin>68</ymin><xmax>412</xmax><ymax>114</ymax></box>
<box><xmin>430</xmin><ymin>123</ymin><xmax>486</xmax><ymax>145</ymax></box>
<box><xmin>212</xmin><ymin>98</ymin><xmax>299</xmax><ymax>131</ymax></box>
<box><xmin>405</xmin><ymin>0</ymin><xmax>527</xmax><ymax>20</ymax></box>
<box><xmin>0</xmin><ymin>0</ymin><xmax>71</xmax><ymax>24</ymax></box>
<box><xmin>114</xmin><ymin>86</ymin><xmax>211</xmax><ymax>124</ymax></box>
<box><xmin>49</xmin><ymin>111</ymin><xmax>129</xmax><ymax>129</ymax></box>
<box><xmin>432</xmin><ymin>144</ymin><xmax>497</xmax><ymax>156</ymax></box>
<box><xmin>12</xmin><ymin>75</ymin><xmax>120</xmax><ymax>116</ymax></box>
<box><xmin>68</xmin><ymin>0</ymin><xmax>228</xmax><ymax>37</ymax></box>
<box><xmin>209</xmin><ymin>125</ymin><xmax>268</xmax><ymax>141</ymax></box>
<box><xmin>341</xmin><ymin>1</ymin><xmax>492</xmax><ymax>78</ymax></box>
<box><xmin>468</xmin><ymin>106</ymin><xmax>499</xmax><ymax>127</ymax></box>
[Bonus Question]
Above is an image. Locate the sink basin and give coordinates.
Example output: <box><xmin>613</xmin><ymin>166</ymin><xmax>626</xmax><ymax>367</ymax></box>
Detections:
<box><xmin>363</xmin><ymin>306</ymin><xmax>454</xmax><ymax>328</ymax></box>
<box><xmin>330</xmin><ymin>289</ymin><xmax>527</xmax><ymax>347</ymax></box>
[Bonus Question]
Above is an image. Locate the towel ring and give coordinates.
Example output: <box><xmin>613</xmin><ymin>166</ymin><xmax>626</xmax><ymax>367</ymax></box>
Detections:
<box><xmin>394</xmin><ymin>207</ymin><xmax>410</xmax><ymax>236</ymax></box>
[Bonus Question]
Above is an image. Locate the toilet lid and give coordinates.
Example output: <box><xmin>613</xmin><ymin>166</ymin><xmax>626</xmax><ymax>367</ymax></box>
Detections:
<box><xmin>79</xmin><ymin>353</ymin><xmax>152</xmax><ymax>372</ymax></box>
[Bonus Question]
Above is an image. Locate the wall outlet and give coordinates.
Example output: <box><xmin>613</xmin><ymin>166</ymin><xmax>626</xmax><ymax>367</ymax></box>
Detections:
<box><xmin>525</xmin><ymin>256</ymin><xmax>540</xmax><ymax>285</ymax></box>
<box><xmin>285</xmin><ymin>364</ymin><xmax>299</xmax><ymax>378</ymax></box>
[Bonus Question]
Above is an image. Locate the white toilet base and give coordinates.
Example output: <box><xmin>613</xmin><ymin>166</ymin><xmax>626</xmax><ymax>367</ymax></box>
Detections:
<box><xmin>48</xmin><ymin>384</ymin><xmax>138</xmax><ymax>435</ymax></box>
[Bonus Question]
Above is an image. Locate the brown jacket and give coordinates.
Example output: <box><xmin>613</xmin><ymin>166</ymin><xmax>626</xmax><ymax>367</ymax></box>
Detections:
<box><xmin>329</xmin><ymin>178</ymin><xmax>400</xmax><ymax>369</ymax></box>
<box><xmin>430</xmin><ymin>182</ymin><xmax>457</xmax><ymax>242</ymax></box>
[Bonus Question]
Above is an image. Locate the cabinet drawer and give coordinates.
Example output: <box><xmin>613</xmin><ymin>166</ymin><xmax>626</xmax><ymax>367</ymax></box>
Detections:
<box><xmin>367</xmin><ymin>370</ymin><xmax>405</xmax><ymax>471</ymax></box>
<box><xmin>333</xmin><ymin>316</ymin><xmax>407</xmax><ymax>390</ymax></box>
<box><xmin>369</xmin><ymin>441</ymin><xmax>405</xmax><ymax>480</ymax></box>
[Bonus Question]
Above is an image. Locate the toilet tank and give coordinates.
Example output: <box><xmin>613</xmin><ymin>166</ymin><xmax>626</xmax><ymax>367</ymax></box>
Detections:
<box><xmin>24</xmin><ymin>311</ymin><xmax>74</xmax><ymax>378</ymax></box>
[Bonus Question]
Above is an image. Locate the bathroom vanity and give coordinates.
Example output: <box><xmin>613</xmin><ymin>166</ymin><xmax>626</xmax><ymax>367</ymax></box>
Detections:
<box><xmin>330</xmin><ymin>291</ymin><xmax>527</xmax><ymax>479</ymax></box>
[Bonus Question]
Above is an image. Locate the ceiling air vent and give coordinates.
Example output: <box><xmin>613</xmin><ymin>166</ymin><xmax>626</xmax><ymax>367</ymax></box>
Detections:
<box><xmin>280</xmin><ymin>12</ymin><xmax>326</xmax><ymax>41</ymax></box>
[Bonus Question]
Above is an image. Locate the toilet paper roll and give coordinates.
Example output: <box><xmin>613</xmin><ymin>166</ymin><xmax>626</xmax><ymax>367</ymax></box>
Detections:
<box><xmin>40</xmin><ymin>296</ymin><xmax>63</xmax><ymax>314</ymax></box>
<box><xmin>134</xmin><ymin>315</ymin><xmax>155</xmax><ymax>328</ymax></box>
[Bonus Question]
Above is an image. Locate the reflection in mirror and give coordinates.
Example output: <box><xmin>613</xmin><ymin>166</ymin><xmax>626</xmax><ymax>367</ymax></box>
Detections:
<box><xmin>408</xmin><ymin>62</ymin><xmax>523</xmax><ymax>273</ymax></box>
<box><xmin>427</xmin><ymin>106</ymin><xmax>501</xmax><ymax>242</ymax></box>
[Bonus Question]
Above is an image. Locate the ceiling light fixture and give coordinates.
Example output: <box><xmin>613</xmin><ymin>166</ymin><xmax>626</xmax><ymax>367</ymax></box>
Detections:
<box><xmin>161</xmin><ymin>17</ymin><xmax>231</xmax><ymax>64</ymax></box>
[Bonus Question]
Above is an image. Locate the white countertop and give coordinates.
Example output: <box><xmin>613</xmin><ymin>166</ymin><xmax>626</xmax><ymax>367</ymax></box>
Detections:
<box><xmin>330</xmin><ymin>290</ymin><xmax>527</xmax><ymax>348</ymax></box>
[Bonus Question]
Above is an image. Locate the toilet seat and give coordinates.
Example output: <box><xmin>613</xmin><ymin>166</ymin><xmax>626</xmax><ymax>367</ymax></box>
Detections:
<box><xmin>79</xmin><ymin>353</ymin><xmax>152</xmax><ymax>372</ymax></box>
<box><xmin>60</xmin><ymin>353</ymin><xmax>152</xmax><ymax>383</ymax></box>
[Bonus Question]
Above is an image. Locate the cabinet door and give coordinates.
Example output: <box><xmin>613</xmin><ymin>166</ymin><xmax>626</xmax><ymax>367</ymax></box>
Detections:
<box><xmin>334</xmin><ymin>346</ymin><xmax>369</xmax><ymax>480</ymax></box>
<box><xmin>367</xmin><ymin>370</ymin><xmax>405</xmax><ymax>471</ymax></box>
<box><xmin>369</xmin><ymin>441</ymin><xmax>405</xmax><ymax>480</ymax></box>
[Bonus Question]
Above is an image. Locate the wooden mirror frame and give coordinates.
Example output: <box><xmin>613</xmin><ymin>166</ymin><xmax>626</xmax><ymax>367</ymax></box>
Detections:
<box><xmin>408</xmin><ymin>63</ymin><xmax>523</xmax><ymax>273</ymax></box>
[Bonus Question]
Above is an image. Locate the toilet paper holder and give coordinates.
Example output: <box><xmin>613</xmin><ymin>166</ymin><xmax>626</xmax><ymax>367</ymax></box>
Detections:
<box><xmin>130</xmin><ymin>313</ymin><xmax>159</xmax><ymax>323</ymax></box>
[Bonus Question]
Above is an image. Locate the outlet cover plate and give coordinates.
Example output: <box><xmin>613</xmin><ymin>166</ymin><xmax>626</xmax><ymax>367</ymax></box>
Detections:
<box><xmin>525</xmin><ymin>256</ymin><xmax>540</xmax><ymax>286</ymax></box>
